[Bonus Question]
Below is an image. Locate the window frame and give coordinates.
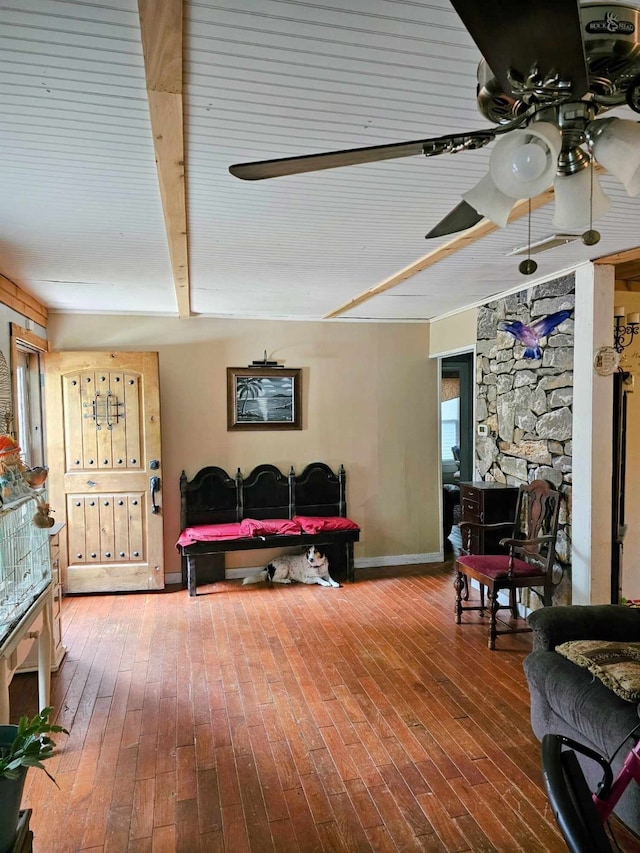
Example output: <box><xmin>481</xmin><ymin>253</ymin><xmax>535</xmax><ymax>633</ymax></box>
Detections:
<box><xmin>10</xmin><ymin>323</ymin><xmax>48</xmax><ymax>467</ymax></box>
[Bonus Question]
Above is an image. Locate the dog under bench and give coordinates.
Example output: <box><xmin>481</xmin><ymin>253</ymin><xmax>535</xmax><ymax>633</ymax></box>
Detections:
<box><xmin>178</xmin><ymin>462</ymin><xmax>360</xmax><ymax>595</ymax></box>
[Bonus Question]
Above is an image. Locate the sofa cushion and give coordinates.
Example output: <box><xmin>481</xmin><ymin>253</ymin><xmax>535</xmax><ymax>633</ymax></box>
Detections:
<box><xmin>523</xmin><ymin>650</ymin><xmax>640</xmax><ymax>758</ymax></box>
<box><xmin>528</xmin><ymin>604</ymin><xmax>640</xmax><ymax>651</ymax></box>
<box><xmin>556</xmin><ymin>640</ymin><xmax>640</xmax><ymax>702</ymax></box>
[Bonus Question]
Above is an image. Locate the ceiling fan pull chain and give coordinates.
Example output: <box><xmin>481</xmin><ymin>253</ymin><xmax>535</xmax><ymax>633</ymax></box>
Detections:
<box><xmin>519</xmin><ymin>199</ymin><xmax>538</xmax><ymax>276</ymax></box>
<box><xmin>582</xmin><ymin>150</ymin><xmax>601</xmax><ymax>246</ymax></box>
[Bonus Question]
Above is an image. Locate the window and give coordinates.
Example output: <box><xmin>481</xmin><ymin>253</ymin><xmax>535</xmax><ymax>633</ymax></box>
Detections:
<box><xmin>11</xmin><ymin>324</ymin><xmax>47</xmax><ymax>468</ymax></box>
<box><xmin>441</xmin><ymin>374</ymin><xmax>460</xmax><ymax>462</ymax></box>
<box><xmin>441</xmin><ymin>397</ymin><xmax>460</xmax><ymax>462</ymax></box>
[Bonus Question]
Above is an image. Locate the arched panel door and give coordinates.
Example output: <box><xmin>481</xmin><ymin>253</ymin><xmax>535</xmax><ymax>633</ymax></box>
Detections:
<box><xmin>44</xmin><ymin>351</ymin><xmax>164</xmax><ymax>593</ymax></box>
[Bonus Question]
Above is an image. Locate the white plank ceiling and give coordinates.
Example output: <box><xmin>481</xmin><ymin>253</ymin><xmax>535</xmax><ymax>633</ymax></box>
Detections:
<box><xmin>1</xmin><ymin>0</ymin><xmax>639</xmax><ymax>321</ymax></box>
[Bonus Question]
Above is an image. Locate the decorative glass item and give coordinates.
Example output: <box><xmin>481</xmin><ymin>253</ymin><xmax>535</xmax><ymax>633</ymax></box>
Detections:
<box><xmin>499</xmin><ymin>310</ymin><xmax>572</xmax><ymax>359</ymax></box>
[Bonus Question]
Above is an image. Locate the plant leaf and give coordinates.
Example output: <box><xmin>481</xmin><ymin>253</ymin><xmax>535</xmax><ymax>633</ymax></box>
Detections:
<box><xmin>0</xmin><ymin>706</ymin><xmax>68</xmax><ymax>782</ymax></box>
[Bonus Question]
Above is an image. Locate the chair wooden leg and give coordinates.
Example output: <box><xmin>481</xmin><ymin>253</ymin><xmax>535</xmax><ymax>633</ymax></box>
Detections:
<box><xmin>487</xmin><ymin>589</ymin><xmax>499</xmax><ymax>650</ymax></box>
<box><xmin>462</xmin><ymin>574</ymin><xmax>469</xmax><ymax>601</ymax></box>
<box><xmin>454</xmin><ymin>570</ymin><xmax>465</xmax><ymax>623</ymax></box>
<box><xmin>509</xmin><ymin>587</ymin><xmax>518</xmax><ymax>619</ymax></box>
<box><xmin>479</xmin><ymin>584</ymin><xmax>485</xmax><ymax>615</ymax></box>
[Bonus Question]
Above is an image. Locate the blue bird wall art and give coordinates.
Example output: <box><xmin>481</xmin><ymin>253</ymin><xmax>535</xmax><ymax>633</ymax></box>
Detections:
<box><xmin>499</xmin><ymin>309</ymin><xmax>572</xmax><ymax>360</ymax></box>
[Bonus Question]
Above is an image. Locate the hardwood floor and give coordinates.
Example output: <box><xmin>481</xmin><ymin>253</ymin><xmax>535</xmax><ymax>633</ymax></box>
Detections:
<box><xmin>8</xmin><ymin>560</ymin><xmax>639</xmax><ymax>852</ymax></box>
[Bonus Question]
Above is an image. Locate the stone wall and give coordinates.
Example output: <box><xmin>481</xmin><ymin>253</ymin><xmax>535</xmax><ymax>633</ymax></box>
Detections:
<box><xmin>475</xmin><ymin>273</ymin><xmax>574</xmax><ymax>602</ymax></box>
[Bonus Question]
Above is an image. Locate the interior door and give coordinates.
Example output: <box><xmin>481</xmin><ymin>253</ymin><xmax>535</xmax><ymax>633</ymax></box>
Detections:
<box><xmin>44</xmin><ymin>351</ymin><xmax>164</xmax><ymax>593</ymax></box>
<box><xmin>611</xmin><ymin>371</ymin><xmax>631</xmax><ymax>604</ymax></box>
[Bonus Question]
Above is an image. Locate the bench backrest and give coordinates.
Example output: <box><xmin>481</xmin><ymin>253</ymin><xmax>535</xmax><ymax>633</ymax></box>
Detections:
<box><xmin>180</xmin><ymin>462</ymin><xmax>347</xmax><ymax>529</ymax></box>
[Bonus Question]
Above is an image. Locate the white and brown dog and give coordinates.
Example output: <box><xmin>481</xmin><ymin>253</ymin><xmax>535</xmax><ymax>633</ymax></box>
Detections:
<box><xmin>242</xmin><ymin>546</ymin><xmax>340</xmax><ymax>588</ymax></box>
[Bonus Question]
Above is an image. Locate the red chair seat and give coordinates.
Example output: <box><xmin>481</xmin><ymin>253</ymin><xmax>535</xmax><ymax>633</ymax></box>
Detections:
<box><xmin>457</xmin><ymin>554</ymin><xmax>545</xmax><ymax>579</ymax></box>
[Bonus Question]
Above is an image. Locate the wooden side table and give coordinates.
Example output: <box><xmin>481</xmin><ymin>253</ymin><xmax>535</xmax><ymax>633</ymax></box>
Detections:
<box><xmin>459</xmin><ymin>481</ymin><xmax>519</xmax><ymax>553</ymax></box>
<box><xmin>0</xmin><ymin>585</ymin><xmax>52</xmax><ymax>724</ymax></box>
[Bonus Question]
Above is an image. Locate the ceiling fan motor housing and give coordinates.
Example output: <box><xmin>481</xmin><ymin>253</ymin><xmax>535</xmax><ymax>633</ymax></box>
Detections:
<box><xmin>477</xmin><ymin>3</ymin><xmax>640</xmax><ymax>123</ymax></box>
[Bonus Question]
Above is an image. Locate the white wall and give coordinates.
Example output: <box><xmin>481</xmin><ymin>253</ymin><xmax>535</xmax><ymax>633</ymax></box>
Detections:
<box><xmin>429</xmin><ymin>308</ymin><xmax>478</xmax><ymax>357</ymax></box>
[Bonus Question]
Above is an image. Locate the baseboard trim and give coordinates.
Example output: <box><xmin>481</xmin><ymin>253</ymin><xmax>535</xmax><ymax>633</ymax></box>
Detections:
<box><xmin>354</xmin><ymin>552</ymin><xmax>443</xmax><ymax>569</ymax></box>
<box><xmin>227</xmin><ymin>567</ymin><xmax>259</xmax><ymax>579</ymax></box>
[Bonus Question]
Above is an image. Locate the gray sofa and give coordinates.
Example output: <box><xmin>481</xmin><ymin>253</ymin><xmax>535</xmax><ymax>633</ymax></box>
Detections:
<box><xmin>524</xmin><ymin>604</ymin><xmax>640</xmax><ymax>836</ymax></box>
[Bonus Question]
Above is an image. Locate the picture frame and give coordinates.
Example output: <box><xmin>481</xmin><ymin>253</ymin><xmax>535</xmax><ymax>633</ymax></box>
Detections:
<box><xmin>227</xmin><ymin>367</ymin><xmax>302</xmax><ymax>431</ymax></box>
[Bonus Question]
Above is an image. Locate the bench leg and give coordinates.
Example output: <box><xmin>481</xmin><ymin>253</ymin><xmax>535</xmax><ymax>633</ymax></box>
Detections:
<box><xmin>187</xmin><ymin>555</ymin><xmax>197</xmax><ymax>597</ymax></box>
<box><xmin>346</xmin><ymin>542</ymin><xmax>355</xmax><ymax>583</ymax></box>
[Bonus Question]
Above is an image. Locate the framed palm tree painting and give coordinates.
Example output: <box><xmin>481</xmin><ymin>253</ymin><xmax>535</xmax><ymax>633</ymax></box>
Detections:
<box><xmin>227</xmin><ymin>367</ymin><xmax>302</xmax><ymax>430</ymax></box>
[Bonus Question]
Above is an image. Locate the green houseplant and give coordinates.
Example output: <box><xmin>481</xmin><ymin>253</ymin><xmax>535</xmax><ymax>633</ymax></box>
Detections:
<box><xmin>0</xmin><ymin>707</ymin><xmax>68</xmax><ymax>853</ymax></box>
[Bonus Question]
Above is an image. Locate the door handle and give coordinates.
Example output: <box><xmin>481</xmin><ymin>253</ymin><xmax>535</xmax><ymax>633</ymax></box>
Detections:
<box><xmin>149</xmin><ymin>476</ymin><xmax>161</xmax><ymax>514</ymax></box>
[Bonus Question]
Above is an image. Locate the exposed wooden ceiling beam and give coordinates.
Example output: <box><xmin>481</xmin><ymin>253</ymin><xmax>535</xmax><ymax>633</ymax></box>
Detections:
<box><xmin>138</xmin><ymin>0</ymin><xmax>191</xmax><ymax>319</ymax></box>
<box><xmin>325</xmin><ymin>190</ymin><xmax>555</xmax><ymax>319</ymax></box>
<box><xmin>595</xmin><ymin>246</ymin><xmax>640</xmax><ymax>269</ymax></box>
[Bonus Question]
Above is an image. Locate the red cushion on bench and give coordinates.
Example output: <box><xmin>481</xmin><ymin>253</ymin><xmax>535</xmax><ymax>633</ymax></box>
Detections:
<box><xmin>293</xmin><ymin>515</ymin><xmax>360</xmax><ymax>534</ymax></box>
<box><xmin>239</xmin><ymin>518</ymin><xmax>302</xmax><ymax>536</ymax></box>
<box><xmin>177</xmin><ymin>523</ymin><xmax>249</xmax><ymax>547</ymax></box>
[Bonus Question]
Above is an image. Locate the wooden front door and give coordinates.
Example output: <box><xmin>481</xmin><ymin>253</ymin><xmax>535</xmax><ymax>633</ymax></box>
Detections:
<box><xmin>44</xmin><ymin>351</ymin><xmax>164</xmax><ymax>593</ymax></box>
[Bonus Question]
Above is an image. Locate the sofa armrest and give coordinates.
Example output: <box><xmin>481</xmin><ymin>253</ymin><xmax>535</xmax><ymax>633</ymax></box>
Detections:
<box><xmin>528</xmin><ymin>604</ymin><xmax>640</xmax><ymax>651</ymax></box>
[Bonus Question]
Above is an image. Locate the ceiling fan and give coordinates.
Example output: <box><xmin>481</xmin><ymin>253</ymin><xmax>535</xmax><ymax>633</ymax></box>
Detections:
<box><xmin>229</xmin><ymin>1</ymin><xmax>640</xmax><ymax>256</ymax></box>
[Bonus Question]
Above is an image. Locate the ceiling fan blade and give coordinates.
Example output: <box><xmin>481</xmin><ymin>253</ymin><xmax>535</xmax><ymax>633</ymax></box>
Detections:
<box><xmin>230</xmin><ymin>139</ymin><xmax>432</xmax><ymax>181</ymax></box>
<box><xmin>229</xmin><ymin>127</ymin><xmax>498</xmax><ymax>181</ymax></box>
<box><xmin>425</xmin><ymin>201</ymin><xmax>483</xmax><ymax>239</ymax></box>
<box><xmin>451</xmin><ymin>0</ymin><xmax>589</xmax><ymax>98</ymax></box>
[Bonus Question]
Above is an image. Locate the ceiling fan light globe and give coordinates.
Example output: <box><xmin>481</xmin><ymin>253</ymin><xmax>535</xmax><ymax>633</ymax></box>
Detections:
<box><xmin>462</xmin><ymin>173</ymin><xmax>515</xmax><ymax>228</ymax></box>
<box><xmin>489</xmin><ymin>121</ymin><xmax>562</xmax><ymax>199</ymax></box>
<box><xmin>552</xmin><ymin>169</ymin><xmax>611</xmax><ymax>230</ymax></box>
<box><xmin>592</xmin><ymin>118</ymin><xmax>640</xmax><ymax>197</ymax></box>
<box><xmin>511</xmin><ymin>143</ymin><xmax>548</xmax><ymax>181</ymax></box>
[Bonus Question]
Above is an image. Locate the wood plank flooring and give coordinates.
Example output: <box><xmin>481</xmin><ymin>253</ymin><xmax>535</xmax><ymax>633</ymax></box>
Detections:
<box><xmin>8</xmin><ymin>560</ymin><xmax>640</xmax><ymax>852</ymax></box>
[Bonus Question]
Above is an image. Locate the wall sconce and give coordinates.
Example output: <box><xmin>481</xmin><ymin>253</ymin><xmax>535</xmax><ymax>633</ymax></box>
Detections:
<box><xmin>614</xmin><ymin>306</ymin><xmax>640</xmax><ymax>353</ymax></box>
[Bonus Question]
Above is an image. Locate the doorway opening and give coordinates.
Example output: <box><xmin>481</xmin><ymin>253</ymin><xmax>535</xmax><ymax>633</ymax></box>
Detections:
<box><xmin>441</xmin><ymin>352</ymin><xmax>474</xmax><ymax>481</ymax></box>
<box><xmin>441</xmin><ymin>351</ymin><xmax>474</xmax><ymax>551</ymax></box>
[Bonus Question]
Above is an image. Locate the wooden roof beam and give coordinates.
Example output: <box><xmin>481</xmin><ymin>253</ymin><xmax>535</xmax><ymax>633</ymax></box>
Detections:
<box><xmin>138</xmin><ymin>0</ymin><xmax>191</xmax><ymax>318</ymax></box>
<box><xmin>325</xmin><ymin>190</ymin><xmax>555</xmax><ymax>319</ymax></box>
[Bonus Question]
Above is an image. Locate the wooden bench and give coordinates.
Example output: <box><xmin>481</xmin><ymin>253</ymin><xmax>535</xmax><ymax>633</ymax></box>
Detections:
<box><xmin>178</xmin><ymin>462</ymin><xmax>360</xmax><ymax>595</ymax></box>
